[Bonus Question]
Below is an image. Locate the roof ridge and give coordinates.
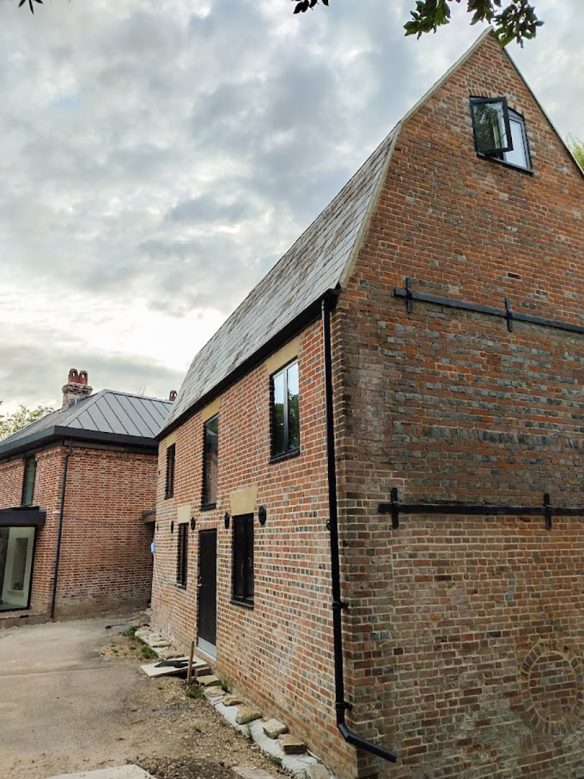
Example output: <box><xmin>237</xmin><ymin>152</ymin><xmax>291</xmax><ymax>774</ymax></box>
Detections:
<box><xmin>100</xmin><ymin>389</ymin><xmax>172</xmax><ymax>404</ymax></box>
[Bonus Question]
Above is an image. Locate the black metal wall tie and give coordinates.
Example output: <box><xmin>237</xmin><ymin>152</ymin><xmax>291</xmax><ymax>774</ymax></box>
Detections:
<box><xmin>405</xmin><ymin>276</ymin><xmax>414</xmax><ymax>314</ymax></box>
<box><xmin>504</xmin><ymin>296</ymin><xmax>514</xmax><ymax>332</ymax></box>
<box><xmin>394</xmin><ymin>278</ymin><xmax>584</xmax><ymax>336</ymax></box>
<box><xmin>379</xmin><ymin>489</ymin><xmax>584</xmax><ymax>531</ymax></box>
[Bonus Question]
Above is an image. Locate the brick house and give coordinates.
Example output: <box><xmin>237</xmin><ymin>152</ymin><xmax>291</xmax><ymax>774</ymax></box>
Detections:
<box><xmin>151</xmin><ymin>32</ymin><xmax>583</xmax><ymax>778</ymax></box>
<box><xmin>0</xmin><ymin>370</ymin><xmax>172</xmax><ymax>625</ymax></box>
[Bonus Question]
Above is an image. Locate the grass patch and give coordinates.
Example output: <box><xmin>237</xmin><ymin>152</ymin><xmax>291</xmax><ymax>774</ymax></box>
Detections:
<box><xmin>218</xmin><ymin>677</ymin><xmax>231</xmax><ymax>693</ymax></box>
<box><xmin>121</xmin><ymin>624</ymin><xmax>158</xmax><ymax>661</ymax></box>
<box><xmin>186</xmin><ymin>684</ymin><xmax>204</xmax><ymax>700</ymax></box>
<box><xmin>267</xmin><ymin>754</ymin><xmax>283</xmax><ymax>768</ymax></box>
<box><xmin>139</xmin><ymin>643</ymin><xmax>158</xmax><ymax>661</ymax></box>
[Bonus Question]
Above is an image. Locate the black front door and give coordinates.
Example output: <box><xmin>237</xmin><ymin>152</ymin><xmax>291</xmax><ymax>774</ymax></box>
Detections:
<box><xmin>197</xmin><ymin>529</ymin><xmax>217</xmax><ymax>657</ymax></box>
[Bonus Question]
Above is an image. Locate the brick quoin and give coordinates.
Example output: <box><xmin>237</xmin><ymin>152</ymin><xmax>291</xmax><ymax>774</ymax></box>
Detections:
<box><xmin>152</xmin><ymin>33</ymin><xmax>583</xmax><ymax>779</ymax></box>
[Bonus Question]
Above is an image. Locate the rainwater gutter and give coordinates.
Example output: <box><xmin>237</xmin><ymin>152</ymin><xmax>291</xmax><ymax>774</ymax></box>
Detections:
<box><xmin>50</xmin><ymin>440</ymin><xmax>72</xmax><ymax>620</ymax></box>
<box><xmin>321</xmin><ymin>290</ymin><xmax>397</xmax><ymax>764</ymax></box>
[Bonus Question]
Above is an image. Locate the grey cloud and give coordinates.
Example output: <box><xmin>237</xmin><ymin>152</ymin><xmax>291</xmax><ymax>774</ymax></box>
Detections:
<box><xmin>0</xmin><ymin>0</ymin><xmax>581</xmax><ymax>409</ymax></box>
<box><xmin>167</xmin><ymin>195</ymin><xmax>252</xmax><ymax>225</ymax></box>
<box><xmin>0</xmin><ymin>340</ymin><xmax>182</xmax><ymax>409</ymax></box>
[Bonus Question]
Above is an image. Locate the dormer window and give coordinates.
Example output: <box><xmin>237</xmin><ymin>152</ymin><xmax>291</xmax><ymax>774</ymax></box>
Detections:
<box><xmin>470</xmin><ymin>97</ymin><xmax>531</xmax><ymax>171</ymax></box>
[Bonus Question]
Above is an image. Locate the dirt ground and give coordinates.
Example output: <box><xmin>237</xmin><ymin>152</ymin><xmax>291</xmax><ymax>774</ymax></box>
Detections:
<box><xmin>0</xmin><ymin>616</ymin><xmax>285</xmax><ymax>779</ymax></box>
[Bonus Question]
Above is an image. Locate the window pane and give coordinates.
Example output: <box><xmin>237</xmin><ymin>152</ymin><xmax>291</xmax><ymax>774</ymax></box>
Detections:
<box><xmin>21</xmin><ymin>459</ymin><xmax>36</xmax><ymax>506</ymax></box>
<box><xmin>176</xmin><ymin>523</ymin><xmax>188</xmax><ymax>586</ymax></box>
<box><xmin>472</xmin><ymin>100</ymin><xmax>509</xmax><ymax>154</ymax></box>
<box><xmin>203</xmin><ymin>416</ymin><xmax>218</xmax><ymax>506</ymax></box>
<box><xmin>504</xmin><ymin>116</ymin><xmax>529</xmax><ymax>168</ymax></box>
<box><xmin>0</xmin><ymin>526</ymin><xmax>35</xmax><ymax>610</ymax></box>
<box><xmin>233</xmin><ymin>519</ymin><xmax>245</xmax><ymax>599</ymax></box>
<box><xmin>12</xmin><ymin>538</ymin><xmax>29</xmax><ymax>591</ymax></box>
<box><xmin>272</xmin><ymin>372</ymin><xmax>286</xmax><ymax>456</ymax></box>
<box><xmin>245</xmin><ymin>516</ymin><xmax>254</xmax><ymax>600</ymax></box>
<box><xmin>165</xmin><ymin>444</ymin><xmax>175</xmax><ymax>499</ymax></box>
<box><xmin>287</xmin><ymin>362</ymin><xmax>300</xmax><ymax>451</ymax></box>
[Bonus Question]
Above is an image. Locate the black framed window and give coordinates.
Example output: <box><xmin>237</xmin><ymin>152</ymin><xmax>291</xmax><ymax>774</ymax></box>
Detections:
<box><xmin>470</xmin><ymin>97</ymin><xmax>531</xmax><ymax>170</ymax></box>
<box><xmin>176</xmin><ymin>522</ymin><xmax>188</xmax><ymax>587</ymax></box>
<box><xmin>164</xmin><ymin>444</ymin><xmax>175</xmax><ymax>500</ymax></box>
<box><xmin>21</xmin><ymin>458</ymin><xmax>36</xmax><ymax>507</ymax></box>
<box><xmin>232</xmin><ymin>514</ymin><xmax>254</xmax><ymax>606</ymax></box>
<box><xmin>202</xmin><ymin>415</ymin><xmax>218</xmax><ymax>509</ymax></box>
<box><xmin>271</xmin><ymin>360</ymin><xmax>300</xmax><ymax>460</ymax></box>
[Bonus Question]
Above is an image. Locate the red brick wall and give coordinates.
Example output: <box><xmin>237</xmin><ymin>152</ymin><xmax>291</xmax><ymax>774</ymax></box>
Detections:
<box><xmin>337</xmin><ymin>34</ymin><xmax>584</xmax><ymax>777</ymax></box>
<box><xmin>151</xmin><ymin>320</ymin><xmax>356</xmax><ymax>775</ymax></box>
<box><xmin>56</xmin><ymin>447</ymin><xmax>155</xmax><ymax>615</ymax></box>
<box><xmin>0</xmin><ymin>443</ymin><xmax>156</xmax><ymax>622</ymax></box>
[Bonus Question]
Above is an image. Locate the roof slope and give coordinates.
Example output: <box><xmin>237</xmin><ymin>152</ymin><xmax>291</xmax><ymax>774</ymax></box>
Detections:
<box><xmin>0</xmin><ymin>390</ymin><xmax>172</xmax><ymax>457</ymax></box>
<box><xmin>164</xmin><ymin>128</ymin><xmax>397</xmax><ymax>433</ymax></box>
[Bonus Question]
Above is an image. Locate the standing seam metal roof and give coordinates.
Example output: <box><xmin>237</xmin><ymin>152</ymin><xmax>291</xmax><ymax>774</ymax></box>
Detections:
<box><xmin>0</xmin><ymin>390</ymin><xmax>172</xmax><ymax>455</ymax></box>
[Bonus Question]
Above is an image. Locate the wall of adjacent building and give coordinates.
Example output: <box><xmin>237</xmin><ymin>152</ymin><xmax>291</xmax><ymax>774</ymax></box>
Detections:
<box><xmin>0</xmin><ymin>444</ymin><xmax>156</xmax><ymax>624</ymax></box>
<box><xmin>336</xmin><ymin>33</ymin><xmax>584</xmax><ymax>778</ymax></box>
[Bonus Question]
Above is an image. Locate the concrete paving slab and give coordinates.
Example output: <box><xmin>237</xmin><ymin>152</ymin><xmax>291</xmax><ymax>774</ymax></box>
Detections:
<box><xmin>140</xmin><ymin>657</ymin><xmax>208</xmax><ymax>678</ymax></box>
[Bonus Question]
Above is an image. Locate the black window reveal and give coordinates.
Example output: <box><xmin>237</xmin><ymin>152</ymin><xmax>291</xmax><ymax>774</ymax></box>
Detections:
<box><xmin>202</xmin><ymin>415</ymin><xmax>218</xmax><ymax>509</ymax></box>
<box><xmin>165</xmin><ymin>444</ymin><xmax>176</xmax><ymax>500</ymax></box>
<box><xmin>21</xmin><ymin>458</ymin><xmax>36</xmax><ymax>507</ymax></box>
<box><xmin>271</xmin><ymin>360</ymin><xmax>300</xmax><ymax>459</ymax></box>
<box><xmin>0</xmin><ymin>526</ymin><xmax>37</xmax><ymax>611</ymax></box>
<box><xmin>470</xmin><ymin>96</ymin><xmax>531</xmax><ymax>170</ymax></box>
<box><xmin>232</xmin><ymin>514</ymin><xmax>254</xmax><ymax>606</ymax></box>
<box><xmin>176</xmin><ymin>522</ymin><xmax>188</xmax><ymax>587</ymax></box>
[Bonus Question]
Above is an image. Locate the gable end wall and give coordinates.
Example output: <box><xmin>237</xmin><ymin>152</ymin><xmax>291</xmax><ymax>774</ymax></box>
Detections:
<box><xmin>337</xmin><ymin>34</ymin><xmax>584</xmax><ymax>778</ymax></box>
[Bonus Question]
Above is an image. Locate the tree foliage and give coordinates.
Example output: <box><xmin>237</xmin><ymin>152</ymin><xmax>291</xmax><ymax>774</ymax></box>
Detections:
<box><xmin>18</xmin><ymin>0</ymin><xmax>43</xmax><ymax>12</ymax></box>
<box><xmin>0</xmin><ymin>403</ymin><xmax>54</xmax><ymax>440</ymax></box>
<box><xmin>569</xmin><ymin>137</ymin><xmax>584</xmax><ymax>170</ymax></box>
<box><xmin>292</xmin><ymin>1</ymin><xmax>543</xmax><ymax>46</ymax></box>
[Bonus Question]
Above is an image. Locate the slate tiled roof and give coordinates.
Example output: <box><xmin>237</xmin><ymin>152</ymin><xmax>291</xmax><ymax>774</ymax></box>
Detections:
<box><xmin>0</xmin><ymin>390</ymin><xmax>172</xmax><ymax>458</ymax></box>
<box><xmin>163</xmin><ymin>128</ymin><xmax>397</xmax><ymax>434</ymax></box>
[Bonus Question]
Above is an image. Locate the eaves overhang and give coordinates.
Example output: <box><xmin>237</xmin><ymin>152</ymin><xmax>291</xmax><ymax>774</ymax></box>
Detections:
<box><xmin>0</xmin><ymin>506</ymin><xmax>46</xmax><ymax>527</ymax></box>
<box><xmin>0</xmin><ymin>425</ymin><xmax>159</xmax><ymax>462</ymax></box>
<box><xmin>157</xmin><ymin>288</ymin><xmax>341</xmax><ymax>442</ymax></box>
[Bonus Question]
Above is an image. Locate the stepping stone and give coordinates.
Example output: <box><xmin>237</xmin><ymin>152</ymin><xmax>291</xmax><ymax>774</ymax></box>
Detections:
<box><xmin>279</xmin><ymin>733</ymin><xmax>306</xmax><ymax>754</ymax></box>
<box><xmin>204</xmin><ymin>685</ymin><xmax>225</xmax><ymax>699</ymax></box>
<box><xmin>235</xmin><ymin>706</ymin><xmax>262</xmax><ymax>725</ymax></box>
<box><xmin>306</xmin><ymin>766</ymin><xmax>330</xmax><ymax>779</ymax></box>
<box><xmin>198</xmin><ymin>674</ymin><xmax>220</xmax><ymax>687</ymax></box>
<box><xmin>148</xmin><ymin>639</ymin><xmax>171</xmax><ymax>648</ymax></box>
<box><xmin>263</xmin><ymin>718</ymin><xmax>288</xmax><ymax>738</ymax></box>
<box><xmin>231</xmin><ymin>769</ymin><xmax>275</xmax><ymax>779</ymax></box>
<box><xmin>223</xmin><ymin>693</ymin><xmax>243</xmax><ymax>706</ymax></box>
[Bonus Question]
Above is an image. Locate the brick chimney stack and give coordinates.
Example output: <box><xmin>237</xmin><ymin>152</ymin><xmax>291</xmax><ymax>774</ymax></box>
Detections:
<box><xmin>62</xmin><ymin>369</ymin><xmax>93</xmax><ymax>408</ymax></box>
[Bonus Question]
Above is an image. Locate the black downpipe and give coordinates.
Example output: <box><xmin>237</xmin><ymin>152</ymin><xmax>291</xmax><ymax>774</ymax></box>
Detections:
<box><xmin>322</xmin><ymin>292</ymin><xmax>398</xmax><ymax>764</ymax></box>
<box><xmin>51</xmin><ymin>441</ymin><xmax>72</xmax><ymax>620</ymax></box>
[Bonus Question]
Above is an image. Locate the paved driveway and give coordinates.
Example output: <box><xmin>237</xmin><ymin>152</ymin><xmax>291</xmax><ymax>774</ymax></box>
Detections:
<box><xmin>0</xmin><ymin>616</ymin><xmax>282</xmax><ymax>779</ymax></box>
<box><xmin>0</xmin><ymin>616</ymin><xmax>148</xmax><ymax>779</ymax></box>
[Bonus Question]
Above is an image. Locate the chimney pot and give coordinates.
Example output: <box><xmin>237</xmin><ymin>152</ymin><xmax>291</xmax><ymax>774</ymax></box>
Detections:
<box><xmin>62</xmin><ymin>368</ymin><xmax>93</xmax><ymax>408</ymax></box>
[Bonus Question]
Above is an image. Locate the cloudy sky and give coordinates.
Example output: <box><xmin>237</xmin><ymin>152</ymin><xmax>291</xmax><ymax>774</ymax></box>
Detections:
<box><xmin>0</xmin><ymin>0</ymin><xmax>581</xmax><ymax>414</ymax></box>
